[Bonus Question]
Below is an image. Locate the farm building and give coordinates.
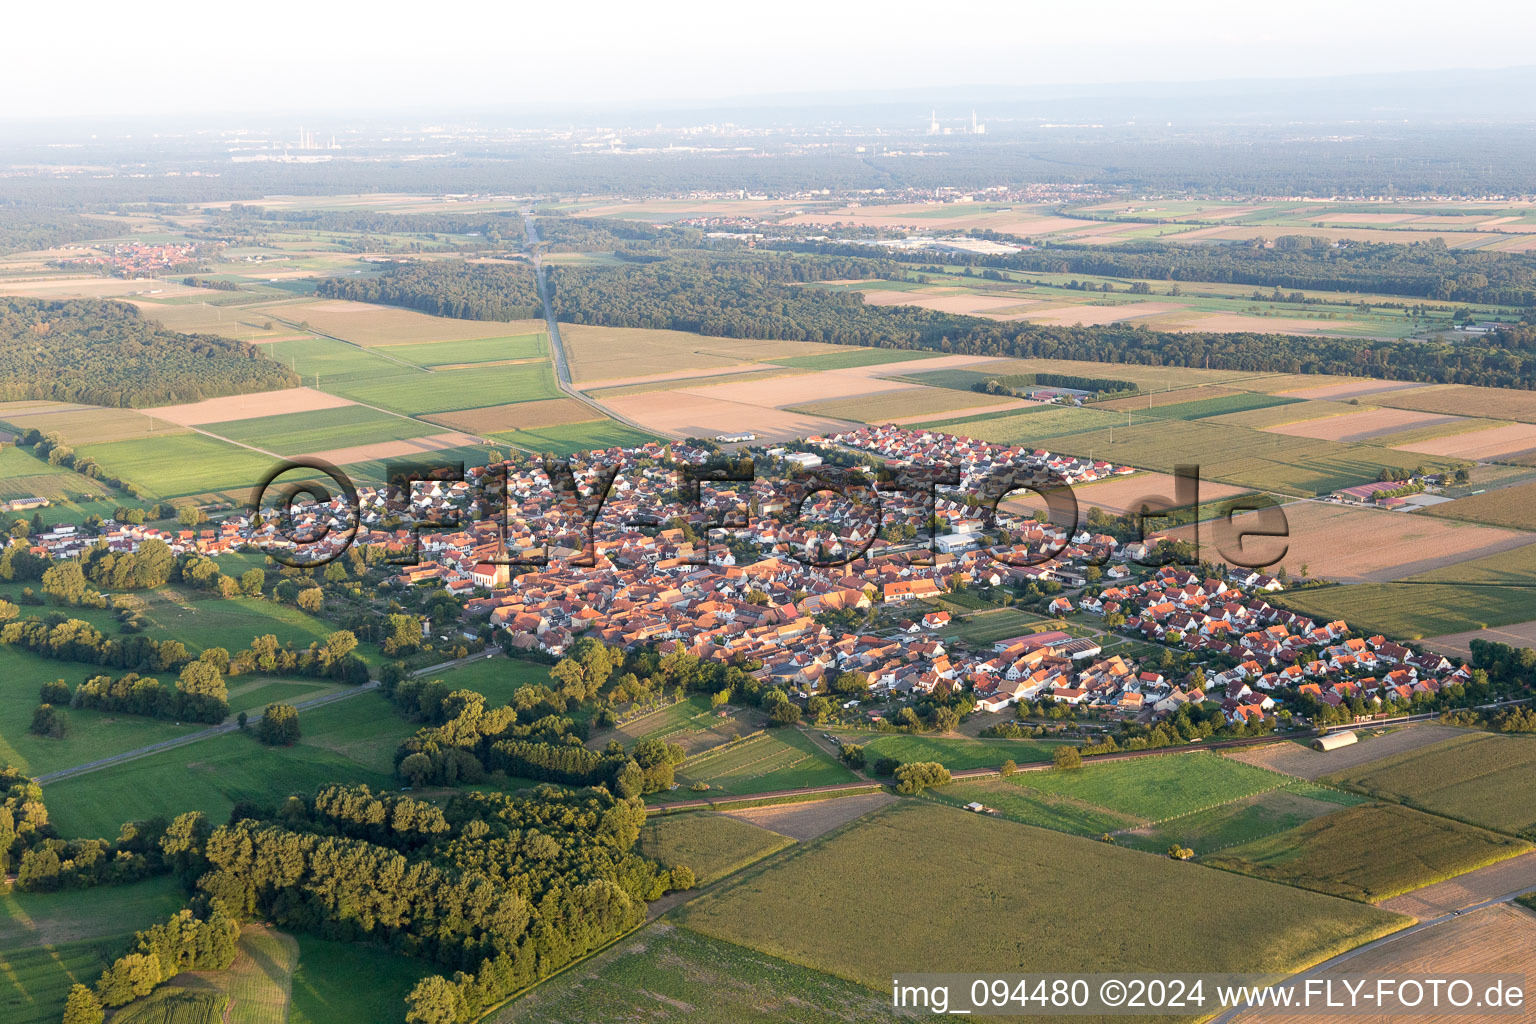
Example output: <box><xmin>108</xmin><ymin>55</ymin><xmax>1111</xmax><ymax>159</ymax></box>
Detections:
<box><xmin>1312</xmin><ymin>731</ymin><xmax>1359</xmax><ymax>752</ymax></box>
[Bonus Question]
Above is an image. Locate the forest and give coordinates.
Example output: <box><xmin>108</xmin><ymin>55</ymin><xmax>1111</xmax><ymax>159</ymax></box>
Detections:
<box><xmin>202</xmin><ymin>205</ymin><xmax>529</xmax><ymax>247</ymax></box>
<box><xmin>316</xmin><ymin>259</ymin><xmax>541</xmax><ymax>321</ymax></box>
<box><xmin>0</xmin><ymin>297</ymin><xmax>298</xmax><ymax>407</ymax></box>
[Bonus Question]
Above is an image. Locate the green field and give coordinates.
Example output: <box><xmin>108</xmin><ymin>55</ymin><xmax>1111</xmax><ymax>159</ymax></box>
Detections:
<box><xmin>1325</xmin><ymin>733</ymin><xmax>1536</xmax><ymax>836</ymax></box>
<box><xmin>42</xmin><ymin>697</ymin><xmax>401</xmax><ymax>838</ymax></box>
<box><xmin>1117</xmin><ymin>783</ymin><xmax>1367</xmax><ymax>855</ymax></box>
<box><xmin>0</xmin><ymin>647</ymin><xmax>204</xmax><ymax>776</ymax></box>
<box><xmin>288</xmin><ymin>932</ymin><xmax>433</xmax><ymax>1024</ymax></box>
<box><xmin>680</xmin><ymin>802</ymin><xmax>1407</xmax><ymax>992</ymax></box>
<box><xmin>490</xmin><ymin>419</ymin><xmax>662</xmax><ymax>456</ymax></box>
<box><xmin>76</xmin><ymin>434</ymin><xmax>277</xmax><ymax>499</ymax></box>
<box><xmin>1202</xmin><ymin>803</ymin><xmax>1531</xmax><ymax>902</ymax></box>
<box><xmin>766</xmin><ymin>348</ymin><xmax>939</xmax><ymax>371</ymax></box>
<box><xmin>894</xmin><ymin>367</ymin><xmax>1001</xmax><ymax>392</ymax></box>
<box><xmin>0</xmin><ymin>445</ymin><xmax>112</xmax><ymax>501</ymax></box>
<box><xmin>844</xmin><ymin>732</ymin><xmax>1066</xmax><ymax>771</ymax></box>
<box><xmin>916</xmin><ymin>405</ymin><xmax>1123</xmax><ymax>441</ymax></box>
<box><xmin>203</xmin><ymin>405</ymin><xmax>431</xmax><ymax>456</ymax></box>
<box><xmin>375</xmin><ymin>333</ymin><xmax>546</xmax><ymax>366</ymax></box>
<box><xmin>614</xmin><ymin>695</ymin><xmax>757</xmax><ymax>756</ymax></box>
<box><xmin>424</xmin><ymin>655</ymin><xmax>552</xmax><ymax>706</ymax></box>
<box><xmin>927</xmin><ymin>776</ymin><xmax>1146</xmax><ymax>836</ymax></box>
<box><xmin>672</xmin><ymin>730</ymin><xmax>854</xmax><ymax>797</ymax></box>
<box><xmin>0</xmin><ymin>876</ymin><xmax>188</xmax><ymax>1024</ymax></box>
<box><xmin>113</xmin><ymin>987</ymin><xmax>224</xmax><ymax>1024</ymax></box>
<box><xmin>491</xmin><ymin>924</ymin><xmax>905</xmax><ymax>1024</ymax></box>
<box><xmin>639</xmin><ymin>812</ymin><xmax>795</xmax><ymax>884</ymax></box>
<box><xmin>329</xmin><ymin>362</ymin><xmax>559</xmax><ymax>415</ymax></box>
<box><xmin>1272</xmin><ymin>581</ymin><xmax>1536</xmax><ymax>638</ymax></box>
<box><xmin>940</xmin><ymin>607</ymin><xmax>1066</xmax><ymax>647</ymax></box>
<box><xmin>1122</xmin><ymin>392</ymin><xmax>1302</xmax><ymax>421</ymax></box>
<box><xmin>223</xmin><ymin>677</ymin><xmax>344</xmax><ymax>716</ymax></box>
<box><xmin>264</xmin><ymin>336</ymin><xmax>420</xmax><ymax>386</ymax></box>
<box><xmin>137</xmin><ymin>587</ymin><xmax>374</xmax><ymax>662</ymax></box>
<box><xmin>1019</xmin><ymin>752</ymin><xmax>1290</xmax><ymax>822</ymax></box>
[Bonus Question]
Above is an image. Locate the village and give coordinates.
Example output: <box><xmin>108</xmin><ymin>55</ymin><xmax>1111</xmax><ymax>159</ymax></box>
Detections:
<box><xmin>6</xmin><ymin>426</ymin><xmax>1477</xmax><ymax>737</ymax></box>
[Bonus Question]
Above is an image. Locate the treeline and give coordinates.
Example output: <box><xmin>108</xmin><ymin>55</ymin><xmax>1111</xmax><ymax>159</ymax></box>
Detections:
<box><xmin>0</xmin><ymin>298</ymin><xmax>297</xmax><ymax>407</ymax></box>
<box><xmin>0</xmin><ymin>206</ymin><xmax>99</xmax><ymax>255</ymax></box>
<box><xmin>214</xmin><ymin>204</ymin><xmax>528</xmax><ymax>246</ymax></box>
<box><xmin>191</xmin><ymin>784</ymin><xmax>687</xmax><ymax>1024</ymax></box>
<box><xmin>315</xmin><ymin>260</ymin><xmax>541</xmax><ymax>321</ymax></box>
<box><xmin>549</xmin><ymin>249</ymin><xmax>1536</xmax><ymax>389</ymax></box>
<box><xmin>976</xmin><ymin>371</ymin><xmax>1138</xmax><ymax>400</ymax></box>
<box><xmin>532</xmin><ymin>215</ymin><xmax>699</xmax><ymax>253</ymax></box>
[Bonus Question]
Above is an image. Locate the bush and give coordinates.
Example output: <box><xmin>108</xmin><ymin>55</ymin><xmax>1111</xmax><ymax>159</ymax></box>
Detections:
<box><xmin>29</xmin><ymin>703</ymin><xmax>69</xmax><ymax>738</ymax></box>
<box><xmin>894</xmin><ymin>761</ymin><xmax>951</xmax><ymax>795</ymax></box>
<box><xmin>872</xmin><ymin>756</ymin><xmax>901</xmax><ymax>776</ymax></box>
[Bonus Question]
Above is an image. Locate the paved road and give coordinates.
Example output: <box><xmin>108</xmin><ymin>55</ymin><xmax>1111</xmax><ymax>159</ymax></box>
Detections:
<box><xmin>1208</xmin><ymin>886</ymin><xmax>1536</xmax><ymax>1023</ymax></box>
<box><xmin>33</xmin><ymin>653</ymin><xmax>495</xmax><ymax>786</ymax></box>
<box><xmin>519</xmin><ymin>211</ymin><xmax>682</xmax><ymax>440</ymax></box>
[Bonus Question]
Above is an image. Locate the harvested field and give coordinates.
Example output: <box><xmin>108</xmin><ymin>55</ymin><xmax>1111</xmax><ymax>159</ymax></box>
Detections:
<box><xmin>683</xmin><ymin>369</ymin><xmax>915</xmax><ymax>408</ymax></box>
<box><xmin>720</xmin><ymin>792</ymin><xmax>896</xmax><ymax>840</ymax></box>
<box><xmin>1379</xmin><ymin>852</ymin><xmax>1536</xmax><ymax>917</ymax></box>
<box><xmin>602</xmin><ymin>390</ymin><xmax>852</xmax><ymax>442</ymax></box>
<box><xmin>560</xmin><ymin>324</ymin><xmax>845</xmax><ymax>383</ymax></box>
<box><xmin>0</xmin><ymin>275</ymin><xmax>199</xmax><ymax>299</ymax></box>
<box><xmin>150</xmin><ymin>387</ymin><xmax>355</xmax><ymax>426</ymax></box>
<box><xmin>258</xmin><ymin>299</ymin><xmax>544</xmax><ymax>345</ymax></box>
<box><xmin>1240</xmin><ymin>903</ymin><xmax>1536</xmax><ymax>1024</ymax></box>
<box><xmin>1265</xmin><ymin>407</ymin><xmax>1464</xmax><ymax>442</ymax></box>
<box><xmin>423</xmin><ymin>397</ymin><xmax>597</xmax><ymax>433</ymax></box>
<box><xmin>1369</xmin><ymin>383</ymin><xmax>1536</xmax><ymax>424</ymax></box>
<box><xmin>964</xmin><ymin>357</ymin><xmax>1258</xmax><ymax>392</ymax></box>
<box><xmin>1202</xmin><ymin>803</ymin><xmax>1531</xmax><ymax>902</ymax></box>
<box><xmin>1016</xmin><ymin>301</ymin><xmax>1182</xmax><ymax>325</ymax></box>
<box><xmin>575</xmin><ymin>362</ymin><xmax>769</xmax><ymax>390</ymax></box>
<box><xmin>1223</xmin><ymin>725</ymin><xmax>1470</xmax><ymax>780</ymax></box>
<box><xmin>307</xmin><ymin>431</ymin><xmax>481</xmax><ymax>466</ymax></box>
<box><xmin>1066</xmin><ymin>472</ymin><xmax>1250</xmax><ymax>514</ymax></box>
<box><xmin>1169</xmin><ymin>312</ymin><xmax>1364</xmax><ymax>334</ymax></box>
<box><xmin>1209</xmin><ymin>400</ymin><xmax>1369</xmax><ymax>430</ymax></box>
<box><xmin>788</xmin><ymin>386</ymin><xmax>1030</xmax><ymax>423</ymax></box>
<box><xmin>1394</xmin><ymin>420</ymin><xmax>1536</xmax><ymax>459</ymax></box>
<box><xmin>1161</xmin><ymin>500</ymin><xmax>1532</xmax><ymax>582</ymax></box>
<box><xmin>860</xmin><ymin>286</ymin><xmax>1041</xmax><ymax>319</ymax></box>
<box><xmin>1097</xmin><ymin>386</ymin><xmax>1243</xmax><ymax>411</ymax></box>
<box><xmin>1424</xmin><ymin>619</ymin><xmax>1536</xmax><ymax>660</ymax></box>
<box><xmin>492</xmin><ymin>420</ymin><xmax>662</xmax><ymax>456</ymax></box>
<box><xmin>1282</xmin><ymin>379</ymin><xmax>1427</xmax><ymax>401</ymax></box>
<box><xmin>0</xmin><ymin>404</ymin><xmax>186</xmax><ymax>444</ymax></box>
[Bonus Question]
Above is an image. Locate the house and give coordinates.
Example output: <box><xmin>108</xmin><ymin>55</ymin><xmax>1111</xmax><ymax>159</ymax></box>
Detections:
<box><xmin>1047</xmin><ymin>596</ymin><xmax>1073</xmax><ymax>615</ymax></box>
<box><xmin>921</xmin><ymin>611</ymin><xmax>951</xmax><ymax>631</ymax></box>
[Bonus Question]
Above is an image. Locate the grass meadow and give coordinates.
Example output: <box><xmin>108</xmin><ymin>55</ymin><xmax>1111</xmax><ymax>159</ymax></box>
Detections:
<box><xmin>671</xmin><ymin>730</ymin><xmax>854</xmax><ymax>797</ymax></box>
<box><xmin>330</xmin><ymin>362</ymin><xmax>559</xmax><ymax>415</ymax></box>
<box><xmin>77</xmin><ymin>434</ymin><xmax>277</xmax><ymax>498</ymax></box>
<box><xmin>203</xmin><ymin>405</ymin><xmax>430</xmax><ymax>456</ymax></box>
<box><xmin>638</xmin><ymin>812</ymin><xmax>795</xmax><ymax>884</ymax></box>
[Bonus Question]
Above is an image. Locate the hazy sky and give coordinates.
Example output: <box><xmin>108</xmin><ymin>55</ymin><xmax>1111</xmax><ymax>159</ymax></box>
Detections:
<box><xmin>11</xmin><ymin>0</ymin><xmax>1536</xmax><ymax>120</ymax></box>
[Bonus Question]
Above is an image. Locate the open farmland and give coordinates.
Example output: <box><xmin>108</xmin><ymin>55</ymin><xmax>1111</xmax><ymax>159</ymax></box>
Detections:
<box><xmin>372</xmin><ymin>332</ymin><xmax>546</xmax><ymax>366</ymax></box>
<box><xmin>671</xmin><ymin>730</ymin><xmax>854</xmax><ymax>797</ymax></box>
<box><xmin>720</xmin><ymin>791</ymin><xmax>896</xmax><ymax>841</ymax></box>
<box><xmin>171</xmin><ymin>925</ymin><xmax>297</xmax><ymax>1024</ymax></box>
<box><xmin>1263</xmin><ymin>407</ymin><xmax>1464</xmax><ymax>442</ymax></box>
<box><xmin>926</xmin><ymin>776</ymin><xmax>1147</xmax><ymax>835</ymax></box>
<box><xmin>148</xmin><ymin>387</ymin><xmax>355</xmax><ymax>426</ymax></box>
<box><xmin>766</xmin><ymin>347</ymin><xmax>946</xmax><ymax>371</ymax></box>
<box><xmin>1202</xmin><ymin>803</ymin><xmax>1531</xmax><ymax>902</ymax></box>
<box><xmin>287</xmin><ymin>933</ymin><xmax>433</xmax><ymax>1024</ymax></box>
<box><xmin>491</xmin><ymin>419</ymin><xmax>662</xmax><ymax>455</ymax></box>
<box><xmin>1393</xmin><ymin>420</ymin><xmax>1536</xmax><ymax>459</ymax></box>
<box><xmin>614</xmin><ymin>696</ymin><xmax>759</xmax><ymax>755</ymax></box>
<box><xmin>1117</xmin><ymin>784</ymin><xmax>1365</xmax><ymax>855</ymax></box>
<box><xmin>680</xmin><ymin>801</ymin><xmax>1407</xmax><ymax>995</ymax></box>
<box><xmin>1326</xmin><ymin>733</ymin><xmax>1536</xmax><ymax>836</ymax></box>
<box><xmin>842</xmin><ymin>731</ymin><xmax>1065</xmax><ymax>771</ymax></box>
<box><xmin>76</xmin><ymin>433</ymin><xmax>279</xmax><ymax>497</ymax></box>
<box><xmin>328</xmin><ymin>361</ymin><xmax>560</xmax><ymax>414</ymax></box>
<box><xmin>1067</xmin><ymin>472</ymin><xmax>1251</xmax><ymax>514</ymax></box>
<box><xmin>490</xmin><ymin>923</ymin><xmax>909</xmax><ymax>1024</ymax></box>
<box><xmin>1380</xmin><ymin>851</ymin><xmax>1536</xmax><ymax>917</ymax></box>
<box><xmin>202</xmin><ymin>404</ymin><xmax>433</xmax><ymax>455</ymax></box>
<box><xmin>561</xmin><ymin>324</ymin><xmax>845</xmax><ymax>383</ymax></box>
<box><xmin>1018</xmin><ymin>751</ymin><xmax>1289</xmax><ymax>822</ymax></box>
<box><xmin>639</xmin><ymin>813</ymin><xmax>794</xmax><ymax>884</ymax></box>
<box><xmin>256</xmin><ymin>298</ymin><xmax>545</xmax><ymax>346</ymax></box>
<box><xmin>0</xmin><ymin>403</ymin><xmax>187</xmax><ymax>445</ymax></box>
<box><xmin>919</xmin><ymin>404</ymin><xmax>1124</xmax><ymax>442</ymax></box>
<box><xmin>423</xmin><ymin>397</ymin><xmax>598</xmax><ymax>433</ymax></box>
<box><xmin>1427</xmin><ymin>478</ymin><xmax>1536</xmax><ymax>530</ymax></box>
<box><xmin>788</xmin><ymin>386</ymin><xmax>1031</xmax><ymax>423</ymax></box>
<box><xmin>1163</xmin><ymin>500</ymin><xmax>1533</xmax><ymax>582</ymax></box>
<box><xmin>1223</xmin><ymin>726</ymin><xmax>1470</xmax><ymax>780</ymax></box>
<box><xmin>1424</xmin><ymin>618</ymin><xmax>1536</xmax><ymax>659</ymax></box>
<box><xmin>601</xmin><ymin>389</ymin><xmax>849</xmax><ymax>442</ymax></box>
<box><xmin>0</xmin><ymin>445</ymin><xmax>112</xmax><ymax>502</ymax></box>
<box><xmin>1366</xmin><ymin>383</ymin><xmax>1536</xmax><ymax>424</ymax></box>
<box><xmin>1239</xmin><ymin>903</ymin><xmax>1536</xmax><ymax>1024</ymax></box>
<box><xmin>263</xmin><ymin>336</ymin><xmax>419</xmax><ymax>385</ymax></box>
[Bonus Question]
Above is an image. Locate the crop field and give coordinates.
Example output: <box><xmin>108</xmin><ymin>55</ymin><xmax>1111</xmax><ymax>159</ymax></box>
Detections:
<box><xmin>927</xmin><ymin>776</ymin><xmax>1147</xmax><ymax>835</ymax></box>
<box><xmin>492</xmin><ymin>923</ymin><xmax>905</xmax><ymax>1024</ymax></box>
<box><xmin>288</xmin><ymin>933</ymin><xmax>433</xmax><ymax>1024</ymax></box>
<box><xmin>584</xmin><ymin>366</ymin><xmax>803</xmax><ymax>399</ymax></box>
<box><xmin>203</xmin><ymin>404</ymin><xmax>431</xmax><ymax>455</ymax></box>
<box><xmin>918</xmin><ymin>404</ymin><xmax>1124</xmax><ymax>442</ymax></box>
<box><xmin>845</xmin><ymin>732</ymin><xmax>1066</xmax><ymax>770</ymax></box>
<box><xmin>491</xmin><ymin>418</ymin><xmax>663</xmax><ymax>455</ymax></box>
<box><xmin>1201</xmin><ymin>803</ymin><xmax>1531</xmax><ymax>902</ymax></box>
<box><xmin>374</xmin><ymin>333</ymin><xmax>546</xmax><ymax>366</ymax></box>
<box><xmin>1117</xmin><ymin>784</ymin><xmax>1366</xmax><ymax>855</ymax></box>
<box><xmin>1382</xmin><ymin>852</ymin><xmax>1536</xmax><ymax>918</ymax></box>
<box><xmin>263</xmin><ymin>336</ymin><xmax>418</xmax><ymax>386</ymax></box>
<box><xmin>148</xmin><ymin>388</ymin><xmax>357</xmax><ymax>428</ymax></box>
<box><xmin>766</xmin><ymin>348</ymin><xmax>942</xmax><ymax>371</ymax></box>
<box><xmin>1428</xmin><ymin>479</ymin><xmax>1536</xmax><ymax>530</ymax></box>
<box><xmin>561</xmin><ymin>324</ymin><xmax>844</xmax><ymax>383</ymax></box>
<box><xmin>1366</xmin><ymin>383</ymin><xmax>1536</xmax><ymax>424</ymax></box>
<box><xmin>0</xmin><ymin>877</ymin><xmax>188</xmax><ymax>1024</ymax></box>
<box><xmin>172</xmin><ymin>925</ymin><xmax>296</xmax><ymax>1024</ymax></box>
<box><xmin>1326</xmin><ymin>733</ymin><xmax>1536</xmax><ymax>836</ymax></box>
<box><xmin>1020</xmin><ymin>752</ymin><xmax>1289</xmax><ymax>822</ymax></box>
<box><xmin>680</xmin><ymin>802</ymin><xmax>1407</xmax><ymax>993</ymax></box>
<box><xmin>76</xmin><ymin>433</ymin><xmax>276</xmax><ymax>498</ymax></box>
<box><xmin>672</xmin><ymin>730</ymin><xmax>854</xmax><ymax>796</ymax></box>
<box><xmin>1272</xmin><ymin>580</ymin><xmax>1536</xmax><ymax>638</ymax></box>
<box><xmin>1165</xmin><ymin>500</ymin><xmax>1532</xmax><ymax>583</ymax></box>
<box><xmin>257</xmin><ymin>299</ymin><xmax>544</xmax><ymax>346</ymax></box>
<box><xmin>0</xmin><ymin>404</ymin><xmax>186</xmax><ymax>445</ymax></box>
<box><xmin>788</xmin><ymin>385</ymin><xmax>1027</xmax><ymax>423</ymax></box>
<box><xmin>639</xmin><ymin>812</ymin><xmax>795</xmax><ymax>884</ymax></box>
<box><xmin>1108</xmin><ymin>392</ymin><xmax>1302</xmax><ymax>421</ymax></box>
<box><xmin>112</xmin><ymin>987</ymin><xmax>224</xmax><ymax>1023</ymax></box>
<box><xmin>329</xmin><ymin>361</ymin><xmax>560</xmax><ymax>414</ymax></box>
<box><xmin>1262</xmin><ymin>407</ymin><xmax>1462</xmax><ymax>442</ymax></box>
<box><xmin>0</xmin><ymin>445</ymin><xmax>111</xmax><ymax>502</ymax></box>
<box><xmin>602</xmin><ymin>389</ymin><xmax>849</xmax><ymax>442</ymax></box>
<box><xmin>1208</xmin><ymin>399</ymin><xmax>1367</xmax><ymax>430</ymax></box>
<box><xmin>615</xmin><ymin>695</ymin><xmax>758</xmax><ymax>755</ymax></box>
<box><xmin>939</xmin><ymin>607</ymin><xmax>1066</xmax><ymax>647</ymax></box>
<box><xmin>721</xmin><ymin>792</ymin><xmax>896</xmax><ymax>841</ymax></box>
<box><xmin>423</xmin><ymin>397</ymin><xmax>596</xmax><ymax>433</ymax></box>
<box><xmin>43</xmin><ymin>714</ymin><xmax>399</xmax><ymax>838</ymax></box>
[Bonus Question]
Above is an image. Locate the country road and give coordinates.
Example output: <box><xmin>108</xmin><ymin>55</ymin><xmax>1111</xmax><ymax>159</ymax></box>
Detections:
<box><xmin>33</xmin><ymin>652</ymin><xmax>499</xmax><ymax>786</ymax></box>
<box><xmin>520</xmin><ymin>211</ymin><xmax>682</xmax><ymax>440</ymax></box>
